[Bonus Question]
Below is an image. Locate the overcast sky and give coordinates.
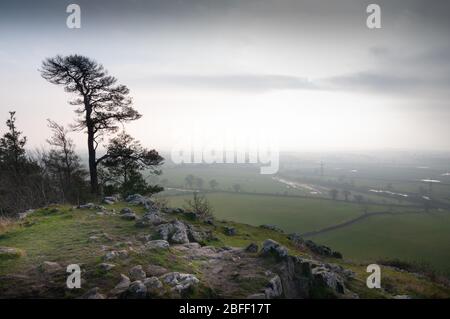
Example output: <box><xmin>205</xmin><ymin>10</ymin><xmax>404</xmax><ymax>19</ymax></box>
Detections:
<box><xmin>1</xmin><ymin>0</ymin><xmax>450</xmax><ymax>153</ymax></box>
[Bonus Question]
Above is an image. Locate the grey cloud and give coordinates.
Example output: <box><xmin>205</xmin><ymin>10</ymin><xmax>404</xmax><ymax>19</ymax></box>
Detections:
<box><xmin>143</xmin><ymin>74</ymin><xmax>316</xmax><ymax>92</ymax></box>
<box><xmin>324</xmin><ymin>71</ymin><xmax>450</xmax><ymax>98</ymax></box>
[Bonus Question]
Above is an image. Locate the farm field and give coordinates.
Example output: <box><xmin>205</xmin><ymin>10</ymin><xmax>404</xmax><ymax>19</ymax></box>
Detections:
<box><xmin>165</xmin><ymin>192</ymin><xmax>407</xmax><ymax>235</ymax></box>
<box><xmin>159</xmin><ymin>162</ymin><xmax>450</xmax><ymax>275</ymax></box>
<box><xmin>311</xmin><ymin>211</ymin><xmax>450</xmax><ymax>275</ymax></box>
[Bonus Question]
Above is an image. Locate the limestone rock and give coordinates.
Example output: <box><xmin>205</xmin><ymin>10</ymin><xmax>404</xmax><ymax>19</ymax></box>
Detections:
<box><xmin>147</xmin><ymin>264</ymin><xmax>168</xmax><ymax>277</ymax></box>
<box><xmin>144</xmin><ymin>276</ymin><xmax>164</xmax><ymax>296</ymax></box>
<box><xmin>135</xmin><ymin>211</ymin><xmax>167</xmax><ymax>227</ymax></box>
<box><xmin>110</xmin><ymin>274</ymin><xmax>131</xmax><ymax>296</ymax></box>
<box><xmin>145</xmin><ymin>240</ymin><xmax>170</xmax><ymax>250</ymax></box>
<box><xmin>156</xmin><ymin>220</ymin><xmax>189</xmax><ymax>244</ymax></box>
<box><xmin>264</xmin><ymin>275</ymin><xmax>283</xmax><ymax>299</ymax></box>
<box><xmin>160</xmin><ymin>272</ymin><xmax>199</xmax><ymax>294</ymax></box>
<box><xmin>80</xmin><ymin>287</ymin><xmax>105</xmax><ymax>299</ymax></box>
<box><xmin>311</xmin><ymin>266</ymin><xmax>345</xmax><ymax>294</ymax></box>
<box><xmin>261</xmin><ymin>239</ymin><xmax>288</xmax><ymax>260</ymax></box>
<box><xmin>124</xmin><ymin>280</ymin><xmax>147</xmax><ymax>299</ymax></box>
<box><xmin>129</xmin><ymin>265</ymin><xmax>146</xmax><ymax>281</ymax></box>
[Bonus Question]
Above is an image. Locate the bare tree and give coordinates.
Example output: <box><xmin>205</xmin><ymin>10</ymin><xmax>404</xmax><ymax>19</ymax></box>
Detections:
<box><xmin>43</xmin><ymin>120</ymin><xmax>87</xmax><ymax>203</ymax></box>
<box><xmin>40</xmin><ymin>55</ymin><xmax>141</xmax><ymax>194</ymax></box>
<box><xmin>183</xmin><ymin>192</ymin><xmax>214</xmax><ymax>219</ymax></box>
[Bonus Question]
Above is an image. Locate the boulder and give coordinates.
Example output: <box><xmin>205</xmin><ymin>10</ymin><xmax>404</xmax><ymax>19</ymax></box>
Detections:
<box><xmin>80</xmin><ymin>287</ymin><xmax>106</xmax><ymax>299</ymax></box>
<box><xmin>156</xmin><ymin>220</ymin><xmax>189</xmax><ymax>244</ymax></box>
<box><xmin>305</xmin><ymin>239</ymin><xmax>342</xmax><ymax>258</ymax></box>
<box><xmin>104</xmin><ymin>250</ymin><xmax>128</xmax><ymax>261</ymax></box>
<box><xmin>78</xmin><ymin>203</ymin><xmax>106</xmax><ymax>211</ymax></box>
<box><xmin>264</xmin><ymin>275</ymin><xmax>283</xmax><ymax>299</ymax></box>
<box><xmin>260</xmin><ymin>239</ymin><xmax>288</xmax><ymax>260</ymax></box>
<box><xmin>126</xmin><ymin>194</ymin><xmax>156</xmax><ymax>210</ymax></box>
<box><xmin>124</xmin><ymin>280</ymin><xmax>147</xmax><ymax>299</ymax></box>
<box><xmin>78</xmin><ymin>203</ymin><xmax>95</xmax><ymax>209</ymax></box>
<box><xmin>103</xmin><ymin>196</ymin><xmax>117</xmax><ymax>205</ymax></box>
<box><xmin>135</xmin><ymin>211</ymin><xmax>167</xmax><ymax>227</ymax></box>
<box><xmin>147</xmin><ymin>264</ymin><xmax>168</xmax><ymax>277</ymax></box>
<box><xmin>245</xmin><ymin>243</ymin><xmax>259</xmax><ymax>253</ymax></box>
<box><xmin>311</xmin><ymin>266</ymin><xmax>345</xmax><ymax>294</ymax></box>
<box><xmin>129</xmin><ymin>265</ymin><xmax>146</xmax><ymax>281</ymax></box>
<box><xmin>110</xmin><ymin>274</ymin><xmax>131</xmax><ymax>296</ymax></box>
<box><xmin>143</xmin><ymin>276</ymin><xmax>163</xmax><ymax>295</ymax></box>
<box><xmin>145</xmin><ymin>240</ymin><xmax>170</xmax><ymax>250</ymax></box>
<box><xmin>160</xmin><ymin>272</ymin><xmax>199</xmax><ymax>294</ymax></box>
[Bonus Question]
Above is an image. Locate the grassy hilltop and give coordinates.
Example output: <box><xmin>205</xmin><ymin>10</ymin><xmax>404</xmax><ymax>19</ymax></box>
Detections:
<box><xmin>0</xmin><ymin>199</ymin><xmax>449</xmax><ymax>299</ymax></box>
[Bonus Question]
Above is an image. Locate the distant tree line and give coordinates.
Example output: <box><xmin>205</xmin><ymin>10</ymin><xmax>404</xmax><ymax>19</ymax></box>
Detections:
<box><xmin>0</xmin><ymin>55</ymin><xmax>164</xmax><ymax>216</ymax></box>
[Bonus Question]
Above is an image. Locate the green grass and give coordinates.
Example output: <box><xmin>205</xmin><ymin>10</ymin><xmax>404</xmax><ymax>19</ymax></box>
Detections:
<box><xmin>167</xmin><ymin>192</ymin><xmax>392</xmax><ymax>234</ymax></box>
<box><xmin>311</xmin><ymin>211</ymin><xmax>450</xmax><ymax>275</ymax></box>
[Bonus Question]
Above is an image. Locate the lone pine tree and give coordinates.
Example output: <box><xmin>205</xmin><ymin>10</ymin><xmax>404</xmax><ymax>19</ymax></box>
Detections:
<box><xmin>40</xmin><ymin>55</ymin><xmax>141</xmax><ymax>194</ymax></box>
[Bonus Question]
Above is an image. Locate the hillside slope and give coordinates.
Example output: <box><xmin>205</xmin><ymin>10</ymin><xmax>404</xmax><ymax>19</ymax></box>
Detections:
<box><xmin>0</xmin><ymin>196</ymin><xmax>449</xmax><ymax>299</ymax></box>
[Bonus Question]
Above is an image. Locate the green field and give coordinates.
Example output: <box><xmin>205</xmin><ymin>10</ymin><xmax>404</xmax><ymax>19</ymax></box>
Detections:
<box><xmin>159</xmin><ymin>164</ymin><xmax>450</xmax><ymax>275</ymax></box>
<box><xmin>167</xmin><ymin>192</ymin><xmax>392</xmax><ymax>234</ymax></box>
<box><xmin>311</xmin><ymin>212</ymin><xmax>450</xmax><ymax>274</ymax></box>
<box><xmin>165</xmin><ymin>191</ymin><xmax>450</xmax><ymax>274</ymax></box>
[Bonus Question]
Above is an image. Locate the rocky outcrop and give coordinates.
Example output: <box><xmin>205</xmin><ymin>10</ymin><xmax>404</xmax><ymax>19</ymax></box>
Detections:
<box><xmin>264</xmin><ymin>275</ymin><xmax>283</xmax><ymax>298</ymax></box>
<box><xmin>260</xmin><ymin>239</ymin><xmax>288</xmax><ymax>259</ymax></box>
<box><xmin>160</xmin><ymin>272</ymin><xmax>199</xmax><ymax>294</ymax></box>
<box><xmin>147</xmin><ymin>264</ymin><xmax>168</xmax><ymax>277</ymax></box>
<box><xmin>110</xmin><ymin>274</ymin><xmax>131</xmax><ymax>296</ymax></box>
<box><xmin>124</xmin><ymin>281</ymin><xmax>147</xmax><ymax>299</ymax></box>
<box><xmin>103</xmin><ymin>196</ymin><xmax>119</xmax><ymax>205</ymax></box>
<box><xmin>156</xmin><ymin>220</ymin><xmax>190</xmax><ymax>244</ymax></box>
<box><xmin>104</xmin><ymin>250</ymin><xmax>128</xmax><ymax>261</ymax></box>
<box><xmin>135</xmin><ymin>211</ymin><xmax>168</xmax><ymax>227</ymax></box>
<box><xmin>129</xmin><ymin>265</ymin><xmax>146</xmax><ymax>281</ymax></box>
<box><xmin>145</xmin><ymin>240</ymin><xmax>170</xmax><ymax>250</ymax></box>
<box><xmin>144</xmin><ymin>277</ymin><xmax>164</xmax><ymax>296</ymax></box>
<box><xmin>125</xmin><ymin>194</ymin><xmax>156</xmax><ymax>211</ymax></box>
<box><xmin>288</xmin><ymin>233</ymin><xmax>342</xmax><ymax>258</ymax></box>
